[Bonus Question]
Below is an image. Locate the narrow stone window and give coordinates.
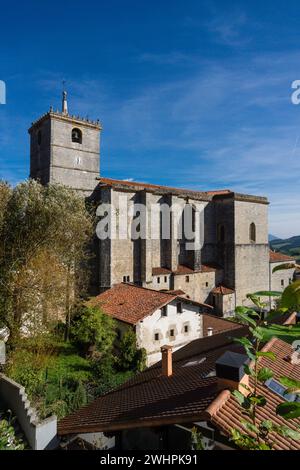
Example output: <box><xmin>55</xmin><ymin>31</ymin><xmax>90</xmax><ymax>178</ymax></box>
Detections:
<box><xmin>217</xmin><ymin>224</ymin><xmax>225</xmax><ymax>242</ymax></box>
<box><xmin>161</xmin><ymin>306</ymin><xmax>167</xmax><ymax>317</ymax></box>
<box><xmin>72</xmin><ymin>127</ymin><xmax>82</xmax><ymax>144</ymax></box>
<box><xmin>126</xmin><ymin>275</ymin><xmax>130</xmax><ymax>282</ymax></box>
<box><xmin>177</xmin><ymin>302</ymin><xmax>183</xmax><ymax>313</ymax></box>
<box><xmin>205</xmin><ymin>282</ymin><xmax>209</xmax><ymax>287</ymax></box>
<box><xmin>249</xmin><ymin>222</ymin><xmax>256</xmax><ymax>243</ymax></box>
<box><xmin>170</xmin><ymin>329</ymin><xmax>175</xmax><ymax>338</ymax></box>
<box><xmin>164</xmin><ymin>276</ymin><xmax>167</xmax><ymax>283</ymax></box>
<box><xmin>123</xmin><ymin>276</ymin><xmax>126</xmax><ymax>282</ymax></box>
<box><xmin>154</xmin><ymin>333</ymin><xmax>159</xmax><ymax>341</ymax></box>
<box><xmin>281</xmin><ymin>279</ymin><xmax>284</xmax><ymax>287</ymax></box>
<box><xmin>186</xmin><ymin>275</ymin><xmax>190</xmax><ymax>283</ymax></box>
<box><xmin>184</xmin><ymin>325</ymin><xmax>189</xmax><ymax>333</ymax></box>
<box><xmin>157</xmin><ymin>277</ymin><xmax>160</xmax><ymax>284</ymax></box>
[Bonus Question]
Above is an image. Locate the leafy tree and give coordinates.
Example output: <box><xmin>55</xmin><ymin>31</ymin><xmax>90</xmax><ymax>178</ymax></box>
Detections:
<box><xmin>70</xmin><ymin>305</ymin><xmax>116</xmax><ymax>357</ymax></box>
<box><xmin>117</xmin><ymin>329</ymin><xmax>147</xmax><ymax>372</ymax></box>
<box><xmin>0</xmin><ymin>179</ymin><xmax>94</xmax><ymax>345</ymax></box>
<box><xmin>231</xmin><ymin>286</ymin><xmax>300</xmax><ymax>449</ymax></box>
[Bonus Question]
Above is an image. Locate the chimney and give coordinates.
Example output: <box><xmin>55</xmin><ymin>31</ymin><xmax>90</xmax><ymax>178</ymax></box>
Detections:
<box><xmin>215</xmin><ymin>351</ymin><xmax>249</xmax><ymax>395</ymax></box>
<box><xmin>161</xmin><ymin>345</ymin><xmax>173</xmax><ymax>377</ymax></box>
<box><xmin>207</xmin><ymin>327</ymin><xmax>213</xmax><ymax>336</ymax></box>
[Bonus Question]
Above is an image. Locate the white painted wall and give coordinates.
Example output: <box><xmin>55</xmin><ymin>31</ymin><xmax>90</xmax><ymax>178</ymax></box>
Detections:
<box><xmin>135</xmin><ymin>300</ymin><xmax>203</xmax><ymax>365</ymax></box>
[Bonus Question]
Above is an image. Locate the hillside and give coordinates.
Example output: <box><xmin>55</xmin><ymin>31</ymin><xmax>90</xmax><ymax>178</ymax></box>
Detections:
<box><xmin>270</xmin><ymin>235</ymin><xmax>300</xmax><ymax>263</ymax></box>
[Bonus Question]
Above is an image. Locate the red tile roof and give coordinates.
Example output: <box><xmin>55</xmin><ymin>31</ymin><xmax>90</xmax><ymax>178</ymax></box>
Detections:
<box><xmin>88</xmin><ymin>283</ymin><xmax>210</xmax><ymax>325</ymax></box>
<box><xmin>152</xmin><ymin>267</ymin><xmax>172</xmax><ymax>275</ymax></box>
<box><xmin>88</xmin><ymin>283</ymin><xmax>177</xmax><ymax>325</ymax></box>
<box><xmin>211</xmin><ymin>285</ymin><xmax>235</xmax><ymax>295</ymax></box>
<box><xmin>153</xmin><ymin>264</ymin><xmax>221</xmax><ymax>276</ymax></box>
<box><xmin>97</xmin><ymin>177</ymin><xmax>232</xmax><ymax>199</ymax></box>
<box><xmin>208</xmin><ymin>338</ymin><xmax>300</xmax><ymax>450</ymax></box>
<box><xmin>203</xmin><ymin>314</ymin><xmax>242</xmax><ymax>336</ymax></box>
<box><xmin>58</xmin><ymin>327</ymin><xmax>248</xmax><ymax>435</ymax></box>
<box><xmin>269</xmin><ymin>250</ymin><xmax>295</xmax><ymax>263</ymax></box>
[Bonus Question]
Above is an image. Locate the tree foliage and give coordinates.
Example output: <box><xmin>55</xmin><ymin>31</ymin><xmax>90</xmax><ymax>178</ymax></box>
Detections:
<box><xmin>70</xmin><ymin>305</ymin><xmax>116</xmax><ymax>357</ymax></box>
<box><xmin>117</xmin><ymin>329</ymin><xmax>147</xmax><ymax>372</ymax></box>
<box><xmin>0</xmin><ymin>179</ymin><xmax>94</xmax><ymax>344</ymax></box>
<box><xmin>231</xmin><ymin>282</ymin><xmax>300</xmax><ymax>450</ymax></box>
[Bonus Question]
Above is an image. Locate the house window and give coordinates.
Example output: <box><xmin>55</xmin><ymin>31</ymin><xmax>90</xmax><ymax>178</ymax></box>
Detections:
<box><xmin>217</xmin><ymin>224</ymin><xmax>225</xmax><ymax>242</ymax></box>
<box><xmin>177</xmin><ymin>302</ymin><xmax>183</xmax><ymax>313</ymax></box>
<box><xmin>186</xmin><ymin>275</ymin><xmax>190</xmax><ymax>283</ymax></box>
<box><xmin>164</xmin><ymin>276</ymin><xmax>167</xmax><ymax>283</ymax></box>
<box><xmin>72</xmin><ymin>127</ymin><xmax>82</xmax><ymax>144</ymax></box>
<box><xmin>126</xmin><ymin>275</ymin><xmax>130</xmax><ymax>282</ymax></box>
<box><xmin>123</xmin><ymin>276</ymin><xmax>126</xmax><ymax>282</ymax></box>
<box><xmin>170</xmin><ymin>329</ymin><xmax>175</xmax><ymax>338</ymax></box>
<box><xmin>154</xmin><ymin>333</ymin><xmax>159</xmax><ymax>341</ymax></box>
<box><xmin>249</xmin><ymin>223</ymin><xmax>256</xmax><ymax>243</ymax></box>
<box><xmin>161</xmin><ymin>306</ymin><xmax>168</xmax><ymax>317</ymax></box>
<box><xmin>157</xmin><ymin>277</ymin><xmax>160</xmax><ymax>284</ymax></box>
<box><xmin>281</xmin><ymin>279</ymin><xmax>284</xmax><ymax>287</ymax></box>
<box><xmin>184</xmin><ymin>325</ymin><xmax>189</xmax><ymax>333</ymax></box>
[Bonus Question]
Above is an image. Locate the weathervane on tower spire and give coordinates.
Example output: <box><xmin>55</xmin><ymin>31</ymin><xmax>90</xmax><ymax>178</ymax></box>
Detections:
<box><xmin>62</xmin><ymin>80</ymin><xmax>68</xmax><ymax>115</ymax></box>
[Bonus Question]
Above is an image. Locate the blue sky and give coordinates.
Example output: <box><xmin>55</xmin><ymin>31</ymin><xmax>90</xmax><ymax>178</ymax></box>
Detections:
<box><xmin>0</xmin><ymin>0</ymin><xmax>300</xmax><ymax>238</ymax></box>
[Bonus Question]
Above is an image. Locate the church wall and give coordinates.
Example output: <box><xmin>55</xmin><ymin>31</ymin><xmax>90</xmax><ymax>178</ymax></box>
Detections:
<box><xmin>29</xmin><ymin>118</ymin><xmax>51</xmax><ymax>184</ymax></box>
<box><xmin>110</xmin><ymin>189</ymin><xmax>137</xmax><ymax>285</ymax></box>
<box><xmin>234</xmin><ymin>200</ymin><xmax>269</xmax><ymax>306</ymax></box>
<box><xmin>172</xmin><ymin>271</ymin><xmax>220</xmax><ymax>304</ymax></box>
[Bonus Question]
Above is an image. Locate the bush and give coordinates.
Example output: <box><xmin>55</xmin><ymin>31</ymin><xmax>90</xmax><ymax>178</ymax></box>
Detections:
<box><xmin>117</xmin><ymin>330</ymin><xmax>146</xmax><ymax>372</ymax></box>
<box><xmin>0</xmin><ymin>416</ymin><xmax>24</xmax><ymax>450</ymax></box>
<box><xmin>70</xmin><ymin>305</ymin><xmax>116</xmax><ymax>357</ymax></box>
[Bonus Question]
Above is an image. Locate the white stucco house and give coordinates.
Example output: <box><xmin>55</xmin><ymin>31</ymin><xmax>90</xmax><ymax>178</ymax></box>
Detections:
<box><xmin>88</xmin><ymin>283</ymin><xmax>239</xmax><ymax>365</ymax></box>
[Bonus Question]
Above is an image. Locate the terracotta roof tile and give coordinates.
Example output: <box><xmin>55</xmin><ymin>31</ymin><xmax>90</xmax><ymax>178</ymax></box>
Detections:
<box><xmin>211</xmin><ymin>285</ymin><xmax>235</xmax><ymax>295</ymax></box>
<box><xmin>269</xmin><ymin>250</ymin><xmax>295</xmax><ymax>263</ymax></box>
<box><xmin>88</xmin><ymin>283</ymin><xmax>177</xmax><ymax>325</ymax></box>
<box><xmin>58</xmin><ymin>327</ymin><xmax>248</xmax><ymax>435</ymax></box>
<box><xmin>152</xmin><ymin>267</ymin><xmax>172</xmax><ymax>275</ymax></box>
<box><xmin>97</xmin><ymin>177</ymin><xmax>231</xmax><ymax>199</ymax></box>
<box><xmin>202</xmin><ymin>314</ymin><xmax>242</xmax><ymax>336</ymax></box>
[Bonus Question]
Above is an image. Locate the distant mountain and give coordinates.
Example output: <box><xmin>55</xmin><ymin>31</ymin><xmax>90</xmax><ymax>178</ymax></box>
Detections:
<box><xmin>270</xmin><ymin>235</ymin><xmax>300</xmax><ymax>263</ymax></box>
<box><xmin>268</xmin><ymin>234</ymin><xmax>279</xmax><ymax>241</ymax></box>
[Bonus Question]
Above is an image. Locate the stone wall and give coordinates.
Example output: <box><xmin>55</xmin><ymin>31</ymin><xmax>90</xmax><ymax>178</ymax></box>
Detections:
<box><xmin>234</xmin><ymin>200</ymin><xmax>269</xmax><ymax>306</ymax></box>
<box><xmin>0</xmin><ymin>374</ymin><xmax>57</xmax><ymax>450</ymax></box>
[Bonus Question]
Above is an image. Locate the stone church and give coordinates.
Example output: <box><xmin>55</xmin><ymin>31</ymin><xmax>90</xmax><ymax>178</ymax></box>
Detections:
<box><xmin>28</xmin><ymin>92</ymin><xmax>294</xmax><ymax>317</ymax></box>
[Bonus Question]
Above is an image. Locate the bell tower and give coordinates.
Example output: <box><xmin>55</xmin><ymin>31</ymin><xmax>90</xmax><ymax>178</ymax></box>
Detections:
<box><xmin>28</xmin><ymin>91</ymin><xmax>102</xmax><ymax>196</ymax></box>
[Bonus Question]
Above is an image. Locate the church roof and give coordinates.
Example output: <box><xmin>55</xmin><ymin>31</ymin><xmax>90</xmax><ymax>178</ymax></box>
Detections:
<box><xmin>97</xmin><ymin>177</ymin><xmax>232</xmax><ymax>200</ymax></box>
<box><xmin>96</xmin><ymin>177</ymin><xmax>269</xmax><ymax>204</ymax></box>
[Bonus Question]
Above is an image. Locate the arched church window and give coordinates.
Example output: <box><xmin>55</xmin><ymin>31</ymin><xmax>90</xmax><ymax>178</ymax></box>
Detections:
<box><xmin>250</xmin><ymin>222</ymin><xmax>256</xmax><ymax>243</ymax></box>
<box><xmin>72</xmin><ymin>128</ymin><xmax>82</xmax><ymax>144</ymax></box>
<box><xmin>217</xmin><ymin>224</ymin><xmax>225</xmax><ymax>242</ymax></box>
<box><xmin>37</xmin><ymin>130</ymin><xmax>42</xmax><ymax>146</ymax></box>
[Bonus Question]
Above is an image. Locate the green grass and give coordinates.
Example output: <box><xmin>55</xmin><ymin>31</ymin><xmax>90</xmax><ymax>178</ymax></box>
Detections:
<box><xmin>45</xmin><ymin>342</ymin><xmax>93</xmax><ymax>383</ymax></box>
